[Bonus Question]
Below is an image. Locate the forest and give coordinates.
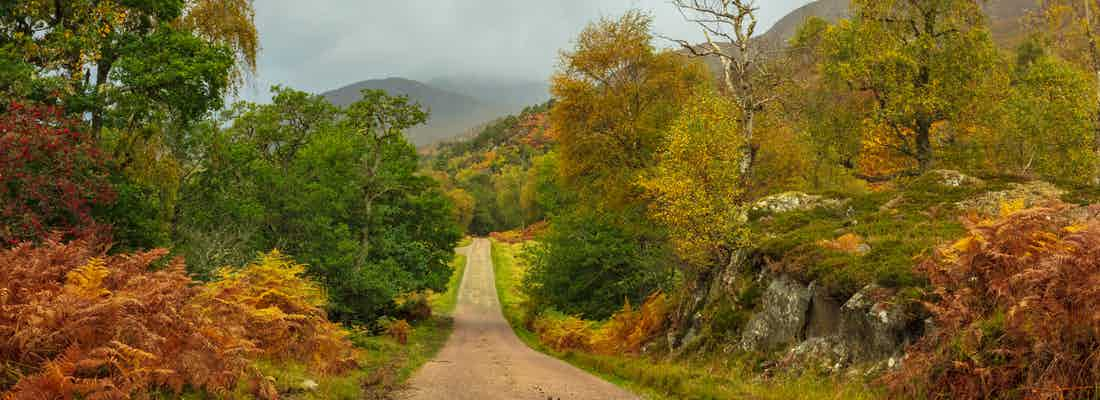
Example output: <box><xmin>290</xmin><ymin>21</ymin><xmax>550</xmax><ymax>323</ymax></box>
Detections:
<box><xmin>5</xmin><ymin>0</ymin><xmax>1100</xmax><ymax>399</ymax></box>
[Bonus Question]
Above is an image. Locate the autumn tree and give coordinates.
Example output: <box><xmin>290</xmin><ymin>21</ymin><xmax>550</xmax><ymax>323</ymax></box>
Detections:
<box><xmin>996</xmin><ymin>53</ymin><xmax>1099</xmax><ymax>184</ymax></box>
<box><xmin>811</xmin><ymin>0</ymin><xmax>1002</xmax><ymax>176</ymax></box>
<box><xmin>640</xmin><ymin>88</ymin><xmax>750</xmax><ymax>267</ymax></box>
<box><xmin>668</xmin><ymin>0</ymin><xmax>785</xmax><ymax>179</ymax></box>
<box><xmin>550</xmin><ymin>10</ymin><xmax>707</xmax><ymax>208</ymax></box>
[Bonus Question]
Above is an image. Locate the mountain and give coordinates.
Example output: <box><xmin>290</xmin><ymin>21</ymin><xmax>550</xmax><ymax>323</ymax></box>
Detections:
<box><xmin>322</xmin><ymin>77</ymin><xmax>510</xmax><ymax>146</ymax></box>
<box><xmin>758</xmin><ymin>0</ymin><xmax>1037</xmax><ymax>45</ymax></box>
<box><xmin>427</xmin><ymin>76</ymin><xmax>549</xmax><ymax>113</ymax></box>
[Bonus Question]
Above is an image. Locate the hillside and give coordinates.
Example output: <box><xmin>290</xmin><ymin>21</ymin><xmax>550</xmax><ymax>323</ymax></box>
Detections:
<box><xmin>322</xmin><ymin>77</ymin><xmax>511</xmax><ymax>146</ymax></box>
<box><xmin>758</xmin><ymin>0</ymin><xmax>1036</xmax><ymax>45</ymax></box>
<box><xmin>427</xmin><ymin>75</ymin><xmax>549</xmax><ymax>113</ymax></box>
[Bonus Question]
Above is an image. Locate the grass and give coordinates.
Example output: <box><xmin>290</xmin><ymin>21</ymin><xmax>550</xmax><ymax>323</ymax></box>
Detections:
<box><xmin>489</xmin><ymin>239</ymin><xmax>882</xmax><ymax>400</ymax></box>
<box><xmin>750</xmin><ymin>175</ymin><xmax>1019</xmax><ymax>298</ymax></box>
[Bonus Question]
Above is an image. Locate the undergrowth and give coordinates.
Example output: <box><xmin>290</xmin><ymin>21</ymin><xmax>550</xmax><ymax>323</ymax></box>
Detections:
<box><xmin>751</xmin><ymin>175</ymin><xmax>1019</xmax><ymax>298</ymax></box>
<box><xmin>490</xmin><ymin>239</ymin><xmax>879</xmax><ymax>400</ymax></box>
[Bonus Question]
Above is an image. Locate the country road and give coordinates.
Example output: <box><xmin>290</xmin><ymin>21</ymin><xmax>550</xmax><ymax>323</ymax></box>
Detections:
<box><xmin>399</xmin><ymin>238</ymin><xmax>638</xmax><ymax>400</ymax></box>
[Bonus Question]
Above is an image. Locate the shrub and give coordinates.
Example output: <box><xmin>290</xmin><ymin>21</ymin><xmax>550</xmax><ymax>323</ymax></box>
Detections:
<box><xmin>533</xmin><ymin>311</ymin><xmax>593</xmax><ymax>353</ymax></box>
<box><xmin>0</xmin><ymin>239</ymin><xmax>262</xmax><ymax>398</ymax></box>
<box><xmin>522</xmin><ymin>210</ymin><xmax>675</xmax><ymax>319</ymax></box>
<box><xmin>197</xmin><ymin>251</ymin><xmax>358</xmax><ymax>374</ymax></box>
<box><xmin>0</xmin><ymin>242</ymin><xmax>358</xmax><ymax>399</ymax></box>
<box><xmin>888</xmin><ymin>203</ymin><xmax>1100</xmax><ymax>399</ymax></box>
<box><xmin>0</xmin><ymin>102</ymin><xmax>115</xmax><ymax>245</ymax></box>
<box><xmin>589</xmin><ymin>292</ymin><xmax>670</xmax><ymax>355</ymax></box>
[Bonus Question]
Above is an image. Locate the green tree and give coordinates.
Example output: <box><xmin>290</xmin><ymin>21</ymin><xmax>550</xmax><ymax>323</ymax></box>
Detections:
<box><xmin>811</xmin><ymin>0</ymin><xmax>1003</xmax><ymax>176</ymax></box>
<box><xmin>997</xmin><ymin>54</ymin><xmax>1099</xmax><ymax>184</ymax></box>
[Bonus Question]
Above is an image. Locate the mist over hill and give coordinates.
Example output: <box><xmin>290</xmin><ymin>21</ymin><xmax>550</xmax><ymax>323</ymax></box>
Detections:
<box><xmin>322</xmin><ymin>76</ymin><xmax>547</xmax><ymax>146</ymax></box>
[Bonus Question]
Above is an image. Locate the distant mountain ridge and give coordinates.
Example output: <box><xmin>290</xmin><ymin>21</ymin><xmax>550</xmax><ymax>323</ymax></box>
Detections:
<box><xmin>758</xmin><ymin>0</ymin><xmax>1036</xmax><ymax>45</ymax></box>
<box><xmin>322</xmin><ymin>77</ymin><xmax>548</xmax><ymax>147</ymax></box>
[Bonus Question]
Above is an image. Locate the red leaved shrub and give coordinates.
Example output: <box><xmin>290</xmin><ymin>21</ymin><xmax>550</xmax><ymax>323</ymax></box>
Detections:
<box><xmin>888</xmin><ymin>204</ymin><xmax>1100</xmax><ymax>399</ymax></box>
<box><xmin>0</xmin><ymin>238</ymin><xmax>261</xmax><ymax>399</ymax></box>
<box><xmin>0</xmin><ymin>102</ymin><xmax>115</xmax><ymax>245</ymax></box>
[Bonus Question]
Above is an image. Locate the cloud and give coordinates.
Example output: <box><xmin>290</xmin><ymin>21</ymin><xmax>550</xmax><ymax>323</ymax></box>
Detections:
<box><xmin>241</xmin><ymin>0</ymin><xmax>812</xmax><ymax>102</ymax></box>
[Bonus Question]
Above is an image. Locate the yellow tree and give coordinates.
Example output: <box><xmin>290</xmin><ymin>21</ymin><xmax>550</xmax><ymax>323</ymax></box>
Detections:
<box><xmin>640</xmin><ymin>88</ymin><xmax>749</xmax><ymax>268</ymax></box>
<box><xmin>668</xmin><ymin>0</ymin><xmax>786</xmax><ymax>180</ymax></box>
<box><xmin>550</xmin><ymin>11</ymin><xmax>708</xmax><ymax>208</ymax></box>
<box><xmin>179</xmin><ymin>0</ymin><xmax>260</xmax><ymax>89</ymax></box>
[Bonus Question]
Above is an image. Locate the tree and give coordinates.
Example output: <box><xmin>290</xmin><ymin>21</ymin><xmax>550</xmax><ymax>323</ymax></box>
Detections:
<box><xmin>640</xmin><ymin>88</ymin><xmax>750</xmax><ymax>267</ymax></box>
<box><xmin>550</xmin><ymin>10</ymin><xmax>707</xmax><ymax>208</ymax></box>
<box><xmin>522</xmin><ymin>210</ymin><xmax>675</xmax><ymax>320</ymax></box>
<box><xmin>997</xmin><ymin>54</ymin><xmax>1099</xmax><ymax>184</ymax></box>
<box><xmin>812</xmin><ymin>0</ymin><xmax>1002</xmax><ymax>176</ymax></box>
<box><xmin>669</xmin><ymin>0</ymin><xmax>785</xmax><ymax>179</ymax></box>
<box><xmin>0</xmin><ymin>0</ymin><xmax>255</xmax><ymax>133</ymax></box>
<box><xmin>1040</xmin><ymin>0</ymin><xmax>1100</xmax><ymax>181</ymax></box>
<box><xmin>344</xmin><ymin>90</ymin><xmax>429</xmax><ymax>266</ymax></box>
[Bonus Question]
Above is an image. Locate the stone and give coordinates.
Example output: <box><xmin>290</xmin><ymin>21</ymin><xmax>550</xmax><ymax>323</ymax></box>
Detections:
<box><xmin>301</xmin><ymin>379</ymin><xmax>319</xmax><ymax>391</ymax></box>
<box><xmin>740</xmin><ymin>276</ymin><xmax>812</xmax><ymax>352</ymax></box>
<box><xmin>836</xmin><ymin>284</ymin><xmax>923</xmax><ymax>361</ymax></box>
<box><xmin>923</xmin><ymin>169</ymin><xmax>985</xmax><ymax>188</ymax></box>
<box><xmin>804</xmin><ymin>282</ymin><xmax>842</xmax><ymax>339</ymax></box>
<box><xmin>956</xmin><ymin>181</ymin><xmax>1066</xmax><ymax>216</ymax></box>
<box><xmin>783</xmin><ymin>336</ymin><xmax>852</xmax><ymax>373</ymax></box>
<box><xmin>750</xmin><ymin>191</ymin><xmax>845</xmax><ymax>217</ymax></box>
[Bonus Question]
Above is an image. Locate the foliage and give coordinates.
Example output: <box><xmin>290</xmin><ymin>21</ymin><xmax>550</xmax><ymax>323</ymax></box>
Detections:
<box><xmin>641</xmin><ymin>87</ymin><xmax>750</xmax><ymax>266</ymax></box>
<box><xmin>177</xmin><ymin>87</ymin><xmax>459</xmax><ymax>323</ymax></box>
<box><xmin>522</xmin><ymin>211</ymin><xmax>675</xmax><ymax>320</ymax></box>
<box><xmin>588</xmin><ymin>292</ymin><xmax>669</xmax><ymax>355</ymax></box>
<box><xmin>993</xmin><ymin>54</ymin><xmax>1099</xmax><ymax>185</ymax></box>
<box><xmin>197</xmin><ymin>251</ymin><xmax>358</xmax><ymax>374</ymax></box>
<box><xmin>550</xmin><ymin>10</ymin><xmax>708</xmax><ymax>208</ymax></box>
<box><xmin>423</xmin><ymin>103</ymin><xmax>555</xmax><ymax>235</ymax></box>
<box><xmin>532</xmin><ymin>311</ymin><xmax>594</xmax><ymax>352</ymax></box>
<box><xmin>888</xmin><ymin>204</ymin><xmax>1100</xmax><ymax>399</ymax></box>
<box><xmin>809</xmin><ymin>0</ymin><xmax>1004</xmax><ymax>174</ymax></box>
<box><xmin>0</xmin><ymin>102</ymin><xmax>115</xmax><ymax>245</ymax></box>
<box><xmin>0</xmin><ymin>0</ymin><xmax>254</xmax><ymax>131</ymax></box>
<box><xmin>0</xmin><ymin>239</ymin><xmax>263</xmax><ymax>398</ymax></box>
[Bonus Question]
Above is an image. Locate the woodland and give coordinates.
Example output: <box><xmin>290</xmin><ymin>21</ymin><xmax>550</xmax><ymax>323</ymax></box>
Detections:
<box><xmin>5</xmin><ymin>0</ymin><xmax>1100</xmax><ymax>399</ymax></box>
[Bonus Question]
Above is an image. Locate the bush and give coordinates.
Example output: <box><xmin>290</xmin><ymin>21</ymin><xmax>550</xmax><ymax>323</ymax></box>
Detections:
<box><xmin>532</xmin><ymin>292</ymin><xmax>669</xmax><ymax>355</ymax></box>
<box><xmin>522</xmin><ymin>210</ymin><xmax>675</xmax><ymax>319</ymax></box>
<box><xmin>589</xmin><ymin>292</ymin><xmax>669</xmax><ymax>355</ymax></box>
<box><xmin>0</xmin><ymin>239</ymin><xmax>260</xmax><ymax>398</ymax></box>
<box><xmin>197</xmin><ymin>251</ymin><xmax>358</xmax><ymax>374</ymax></box>
<box><xmin>888</xmin><ymin>203</ymin><xmax>1100</xmax><ymax>399</ymax></box>
<box><xmin>533</xmin><ymin>310</ymin><xmax>593</xmax><ymax>353</ymax></box>
<box><xmin>0</xmin><ymin>241</ymin><xmax>358</xmax><ymax>398</ymax></box>
<box><xmin>0</xmin><ymin>102</ymin><xmax>115</xmax><ymax>245</ymax></box>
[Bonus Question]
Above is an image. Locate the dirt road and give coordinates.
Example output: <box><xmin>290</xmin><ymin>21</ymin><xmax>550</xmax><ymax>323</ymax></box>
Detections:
<box><xmin>399</xmin><ymin>238</ymin><xmax>638</xmax><ymax>400</ymax></box>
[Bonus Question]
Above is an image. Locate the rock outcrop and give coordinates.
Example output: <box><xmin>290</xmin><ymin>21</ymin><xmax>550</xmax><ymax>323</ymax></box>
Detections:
<box><xmin>739</xmin><ymin>279</ymin><xmax>924</xmax><ymax>369</ymax></box>
<box><xmin>739</xmin><ymin>276</ymin><xmax>813</xmax><ymax>352</ymax></box>
<box><xmin>750</xmin><ymin>192</ymin><xmax>845</xmax><ymax>216</ymax></box>
<box><xmin>956</xmin><ymin>181</ymin><xmax>1065</xmax><ymax>215</ymax></box>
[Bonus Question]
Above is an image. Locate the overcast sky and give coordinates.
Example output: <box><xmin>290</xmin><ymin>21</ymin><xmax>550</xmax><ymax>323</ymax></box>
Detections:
<box><xmin>241</xmin><ymin>0</ymin><xmax>811</xmax><ymax>102</ymax></box>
